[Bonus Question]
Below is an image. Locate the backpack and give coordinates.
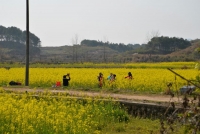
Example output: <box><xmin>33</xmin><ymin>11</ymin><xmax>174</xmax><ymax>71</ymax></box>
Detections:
<box><xmin>9</xmin><ymin>81</ymin><xmax>21</xmax><ymax>86</ymax></box>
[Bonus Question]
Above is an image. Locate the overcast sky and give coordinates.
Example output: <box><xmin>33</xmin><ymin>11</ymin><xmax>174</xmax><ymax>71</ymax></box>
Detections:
<box><xmin>1</xmin><ymin>0</ymin><xmax>200</xmax><ymax>47</ymax></box>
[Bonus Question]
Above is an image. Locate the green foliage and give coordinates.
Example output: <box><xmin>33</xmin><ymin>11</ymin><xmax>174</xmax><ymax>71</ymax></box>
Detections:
<box><xmin>81</xmin><ymin>39</ymin><xmax>140</xmax><ymax>52</ymax></box>
<box><xmin>146</xmin><ymin>36</ymin><xmax>191</xmax><ymax>54</ymax></box>
<box><xmin>0</xmin><ymin>25</ymin><xmax>41</xmax><ymax>47</ymax></box>
<box><xmin>0</xmin><ymin>41</ymin><xmax>40</xmax><ymax>55</ymax></box>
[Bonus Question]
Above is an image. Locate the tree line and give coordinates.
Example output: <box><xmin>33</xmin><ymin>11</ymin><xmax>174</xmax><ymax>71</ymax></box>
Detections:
<box><xmin>145</xmin><ymin>36</ymin><xmax>191</xmax><ymax>54</ymax></box>
<box><xmin>80</xmin><ymin>39</ymin><xmax>141</xmax><ymax>52</ymax></box>
<box><xmin>0</xmin><ymin>25</ymin><xmax>41</xmax><ymax>47</ymax></box>
<box><xmin>81</xmin><ymin>37</ymin><xmax>191</xmax><ymax>54</ymax></box>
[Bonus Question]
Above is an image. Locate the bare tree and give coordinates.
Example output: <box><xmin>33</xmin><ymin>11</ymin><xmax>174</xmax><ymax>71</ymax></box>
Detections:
<box><xmin>103</xmin><ymin>36</ymin><xmax>108</xmax><ymax>62</ymax></box>
<box><xmin>71</xmin><ymin>34</ymin><xmax>79</xmax><ymax>62</ymax></box>
<box><xmin>146</xmin><ymin>30</ymin><xmax>161</xmax><ymax>43</ymax></box>
<box><xmin>145</xmin><ymin>30</ymin><xmax>161</xmax><ymax>61</ymax></box>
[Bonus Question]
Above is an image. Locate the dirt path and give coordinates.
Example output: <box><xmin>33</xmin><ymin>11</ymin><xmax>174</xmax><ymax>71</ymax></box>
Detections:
<box><xmin>2</xmin><ymin>87</ymin><xmax>183</xmax><ymax>104</ymax></box>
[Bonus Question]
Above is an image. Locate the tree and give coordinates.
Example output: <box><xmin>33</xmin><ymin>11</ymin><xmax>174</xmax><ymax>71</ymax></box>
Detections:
<box><xmin>71</xmin><ymin>34</ymin><xmax>79</xmax><ymax>62</ymax></box>
<box><xmin>0</xmin><ymin>25</ymin><xmax>7</xmax><ymax>41</ymax></box>
<box><xmin>0</xmin><ymin>25</ymin><xmax>41</xmax><ymax>47</ymax></box>
<box><xmin>103</xmin><ymin>36</ymin><xmax>108</xmax><ymax>62</ymax></box>
<box><xmin>146</xmin><ymin>30</ymin><xmax>161</xmax><ymax>43</ymax></box>
<box><xmin>146</xmin><ymin>36</ymin><xmax>191</xmax><ymax>54</ymax></box>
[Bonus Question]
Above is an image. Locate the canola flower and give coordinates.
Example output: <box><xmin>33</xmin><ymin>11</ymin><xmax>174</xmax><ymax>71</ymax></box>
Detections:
<box><xmin>0</xmin><ymin>90</ymin><xmax>129</xmax><ymax>134</ymax></box>
<box><xmin>0</xmin><ymin>62</ymin><xmax>195</xmax><ymax>68</ymax></box>
<box><xmin>0</xmin><ymin>67</ymin><xmax>198</xmax><ymax>93</ymax></box>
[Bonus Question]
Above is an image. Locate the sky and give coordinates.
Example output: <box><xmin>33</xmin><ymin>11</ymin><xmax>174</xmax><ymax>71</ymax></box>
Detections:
<box><xmin>1</xmin><ymin>0</ymin><xmax>200</xmax><ymax>47</ymax></box>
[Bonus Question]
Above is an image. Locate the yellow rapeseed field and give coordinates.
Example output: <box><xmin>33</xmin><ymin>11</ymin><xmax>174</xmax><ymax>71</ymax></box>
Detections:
<box><xmin>0</xmin><ymin>62</ymin><xmax>197</xmax><ymax>133</ymax></box>
<box><xmin>0</xmin><ymin>90</ymin><xmax>129</xmax><ymax>134</ymax></box>
<box><xmin>0</xmin><ymin>67</ymin><xmax>198</xmax><ymax>93</ymax></box>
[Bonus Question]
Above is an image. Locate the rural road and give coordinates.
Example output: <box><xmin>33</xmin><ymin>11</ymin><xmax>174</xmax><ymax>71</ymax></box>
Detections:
<box><xmin>2</xmin><ymin>87</ymin><xmax>183</xmax><ymax>104</ymax></box>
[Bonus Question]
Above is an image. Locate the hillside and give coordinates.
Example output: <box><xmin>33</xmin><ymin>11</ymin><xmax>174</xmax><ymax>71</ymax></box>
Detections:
<box><xmin>130</xmin><ymin>39</ymin><xmax>200</xmax><ymax>62</ymax></box>
<box><xmin>0</xmin><ymin>39</ymin><xmax>200</xmax><ymax>63</ymax></box>
<box><xmin>163</xmin><ymin>39</ymin><xmax>200</xmax><ymax>61</ymax></box>
<box><xmin>167</xmin><ymin>40</ymin><xmax>200</xmax><ymax>56</ymax></box>
<box><xmin>0</xmin><ymin>41</ymin><xmax>40</xmax><ymax>63</ymax></box>
<box><xmin>40</xmin><ymin>45</ymin><xmax>120</xmax><ymax>63</ymax></box>
<box><xmin>1</xmin><ymin>25</ymin><xmax>200</xmax><ymax>63</ymax></box>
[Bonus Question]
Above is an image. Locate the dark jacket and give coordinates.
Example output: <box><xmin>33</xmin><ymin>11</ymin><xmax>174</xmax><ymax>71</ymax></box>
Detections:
<box><xmin>63</xmin><ymin>75</ymin><xmax>70</xmax><ymax>86</ymax></box>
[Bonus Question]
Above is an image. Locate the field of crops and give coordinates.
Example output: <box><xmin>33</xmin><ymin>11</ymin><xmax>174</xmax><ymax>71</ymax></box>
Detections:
<box><xmin>0</xmin><ymin>62</ymin><xmax>199</xmax><ymax>93</ymax></box>
<box><xmin>0</xmin><ymin>62</ymin><xmax>196</xmax><ymax>133</ymax></box>
<box><xmin>0</xmin><ymin>90</ymin><xmax>128</xmax><ymax>133</ymax></box>
<box><xmin>0</xmin><ymin>61</ymin><xmax>196</xmax><ymax>68</ymax></box>
<box><xmin>0</xmin><ymin>89</ymin><xmax>189</xmax><ymax>134</ymax></box>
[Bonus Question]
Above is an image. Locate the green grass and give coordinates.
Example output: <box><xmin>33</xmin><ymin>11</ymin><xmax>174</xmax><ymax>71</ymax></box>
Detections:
<box><xmin>102</xmin><ymin>117</ymin><xmax>189</xmax><ymax>134</ymax></box>
<box><xmin>0</xmin><ymin>61</ymin><xmax>196</xmax><ymax>69</ymax></box>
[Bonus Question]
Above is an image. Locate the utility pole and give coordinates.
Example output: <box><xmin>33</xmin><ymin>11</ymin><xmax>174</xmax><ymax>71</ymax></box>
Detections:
<box><xmin>104</xmin><ymin>43</ymin><xmax>106</xmax><ymax>62</ymax></box>
<box><xmin>25</xmin><ymin>0</ymin><xmax>29</xmax><ymax>86</ymax></box>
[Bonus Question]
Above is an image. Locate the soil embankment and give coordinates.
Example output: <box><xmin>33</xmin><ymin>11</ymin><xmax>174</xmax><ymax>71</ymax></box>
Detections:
<box><xmin>2</xmin><ymin>87</ymin><xmax>182</xmax><ymax>104</ymax></box>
